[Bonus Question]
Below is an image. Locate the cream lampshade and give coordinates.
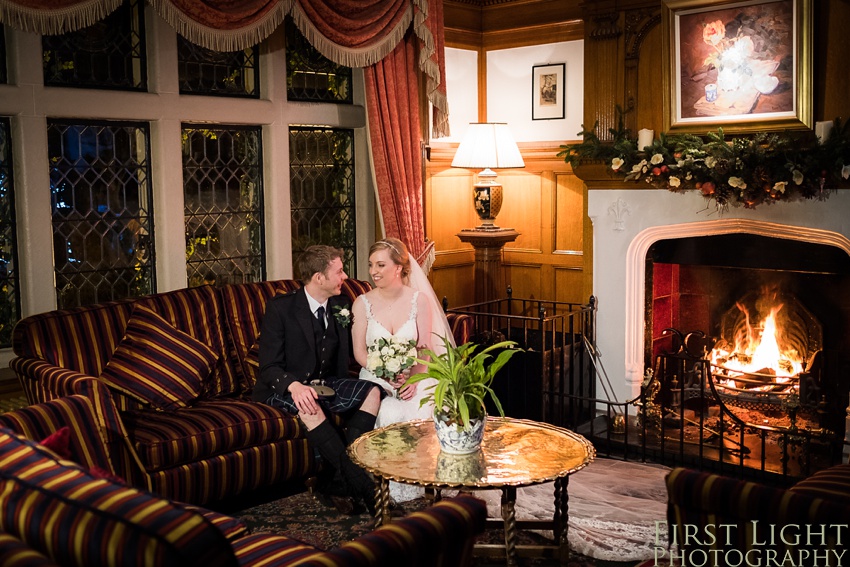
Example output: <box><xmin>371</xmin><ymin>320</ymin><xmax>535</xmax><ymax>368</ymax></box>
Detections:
<box><xmin>451</xmin><ymin>123</ymin><xmax>525</xmax><ymax>231</ymax></box>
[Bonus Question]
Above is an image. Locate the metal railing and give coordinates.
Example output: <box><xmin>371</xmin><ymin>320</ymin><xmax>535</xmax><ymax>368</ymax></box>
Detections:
<box><xmin>446</xmin><ymin>289</ymin><xmax>596</xmax><ymax>426</ymax></box>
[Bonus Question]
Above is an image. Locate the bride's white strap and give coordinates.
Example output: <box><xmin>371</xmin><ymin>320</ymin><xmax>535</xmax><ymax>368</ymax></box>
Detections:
<box><xmin>361</xmin><ymin>295</ymin><xmax>374</xmax><ymax>319</ymax></box>
<box><xmin>408</xmin><ymin>257</ymin><xmax>456</xmax><ymax>353</ymax></box>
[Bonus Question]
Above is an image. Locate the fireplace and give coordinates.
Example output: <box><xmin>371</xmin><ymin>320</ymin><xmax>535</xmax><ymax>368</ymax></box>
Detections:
<box><xmin>586</xmin><ymin>188</ymin><xmax>850</xmax><ymax>470</ymax></box>
<box><xmin>646</xmin><ymin>233</ymin><xmax>850</xmax><ymax>437</ymax></box>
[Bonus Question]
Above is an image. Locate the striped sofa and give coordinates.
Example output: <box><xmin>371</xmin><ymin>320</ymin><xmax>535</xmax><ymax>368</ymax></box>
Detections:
<box><xmin>0</xmin><ymin>400</ymin><xmax>487</xmax><ymax>567</ymax></box>
<box><xmin>9</xmin><ymin>279</ymin><xmax>474</xmax><ymax>505</ymax></box>
<box><xmin>664</xmin><ymin>466</ymin><xmax>850</xmax><ymax>564</ymax></box>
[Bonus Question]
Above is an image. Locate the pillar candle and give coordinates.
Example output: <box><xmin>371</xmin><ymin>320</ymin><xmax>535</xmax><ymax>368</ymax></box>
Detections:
<box><xmin>637</xmin><ymin>129</ymin><xmax>654</xmax><ymax>151</ymax></box>
<box><xmin>815</xmin><ymin>121</ymin><xmax>834</xmax><ymax>144</ymax></box>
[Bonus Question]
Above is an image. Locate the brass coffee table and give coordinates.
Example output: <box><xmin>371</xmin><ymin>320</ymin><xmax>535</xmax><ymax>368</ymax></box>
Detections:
<box><xmin>348</xmin><ymin>417</ymin><xmax>595</xmax><ymax>566</ymax></box>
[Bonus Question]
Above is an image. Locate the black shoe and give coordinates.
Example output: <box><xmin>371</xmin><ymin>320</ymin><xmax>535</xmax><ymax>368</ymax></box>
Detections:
<box><xmin>313</xmin><ymin>489</ymin><xmax>365</xmax><ymax>516</ymax></box>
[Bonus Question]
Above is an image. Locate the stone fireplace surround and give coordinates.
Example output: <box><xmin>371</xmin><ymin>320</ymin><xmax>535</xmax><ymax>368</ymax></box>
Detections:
<box><xmin>587</xmin><ymin>188</ymin><xmax>850</xmax><ymax>408</ymax></box>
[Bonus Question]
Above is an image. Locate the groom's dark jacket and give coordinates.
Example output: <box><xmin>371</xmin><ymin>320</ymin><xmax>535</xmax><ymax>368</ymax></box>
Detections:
<box><xmin>253</xmin><ymin>287</ymin><xmax>352</xmax><ymax>403</ymax></box>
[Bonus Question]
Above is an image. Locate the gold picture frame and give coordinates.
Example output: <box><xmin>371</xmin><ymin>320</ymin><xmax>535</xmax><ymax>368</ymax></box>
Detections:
<box><xmin>662</xmin><ymin>0</ymin><xmax>812</xmax><ymax>135</ymax></box>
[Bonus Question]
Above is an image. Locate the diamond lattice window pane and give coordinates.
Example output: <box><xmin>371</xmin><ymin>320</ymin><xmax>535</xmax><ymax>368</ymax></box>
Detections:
<box><xmin>289</xmin><ymin>126</ymin><xmax>356</xmax><ymax>276</ymax></box>
<box><xmin>182</xmin><ymin>125</ymin><xmax>264</xmax><ymax>287</ymax></box>
<box><xmin>48</xmin><ymin>121</ymin><xmax>155</xmax><ymax>309</ymax></box>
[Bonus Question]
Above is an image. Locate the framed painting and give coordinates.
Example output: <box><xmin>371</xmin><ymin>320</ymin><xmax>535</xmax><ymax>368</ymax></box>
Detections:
<box><xmin>662</xmin><ymin>0</ymin><xmax>812</xmax><ymax>134</ymax></box>
<box><xmin>532</xmin><ymin>63</ymin><xmax>565</xmax><ymax>120</ymax></box>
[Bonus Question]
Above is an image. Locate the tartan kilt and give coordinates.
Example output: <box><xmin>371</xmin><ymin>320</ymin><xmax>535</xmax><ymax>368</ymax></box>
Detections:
<box><xmin>267</xmin><ymin>378</ymin><xmax>376</xmax><ymax>415</ymax></box>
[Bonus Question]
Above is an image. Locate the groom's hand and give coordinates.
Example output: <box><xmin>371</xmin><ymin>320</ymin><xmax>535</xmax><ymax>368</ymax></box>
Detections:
<box><xmin>289</xmin><ymin>382</ymin><xmax>320</xmax><ymax>414</ymax></box>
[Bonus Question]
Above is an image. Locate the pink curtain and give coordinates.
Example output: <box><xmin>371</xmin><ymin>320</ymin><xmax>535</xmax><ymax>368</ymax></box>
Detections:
<box><xmin>364</xmin><ymin>35</ymin><xmax>430</xmax><ymax>263</ymax></box>
<box><xmin>0</xmin><ymin>0</ymin><xmax>450</xmax><ymax>263</ymax></box>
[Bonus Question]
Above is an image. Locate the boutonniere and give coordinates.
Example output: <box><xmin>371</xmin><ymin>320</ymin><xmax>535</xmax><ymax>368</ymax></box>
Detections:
<box><xmin>333</xmin><ymin>305</ymin><xmax>352</xmax><ymax>327</ymax></box>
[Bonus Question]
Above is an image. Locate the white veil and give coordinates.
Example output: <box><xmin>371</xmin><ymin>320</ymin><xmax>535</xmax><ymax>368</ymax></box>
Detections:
<box><xmin>408</xmin><ymin>258</ymin><xmax>456</xmax><ymax>355</ymax></box>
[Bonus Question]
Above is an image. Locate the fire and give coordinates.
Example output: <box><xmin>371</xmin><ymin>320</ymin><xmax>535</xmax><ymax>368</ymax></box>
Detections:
<box><xmin>711</xmin><ymin>303</ymin><xmax>804</xmax><ymax>387</ymax></box>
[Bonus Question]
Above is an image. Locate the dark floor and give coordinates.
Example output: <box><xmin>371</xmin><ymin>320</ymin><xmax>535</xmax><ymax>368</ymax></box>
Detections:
<box><xmin>0</xmin><ymin>368</ymin><xmax>27</xmax><ymax>413</ymax></box>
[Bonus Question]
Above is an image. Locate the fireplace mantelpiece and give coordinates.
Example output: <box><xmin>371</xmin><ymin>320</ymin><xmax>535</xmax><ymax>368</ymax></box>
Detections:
<box><xmin>587</xmin><ymin>188</ymin><xmax>850</xmax><ymax>405</ymax></box>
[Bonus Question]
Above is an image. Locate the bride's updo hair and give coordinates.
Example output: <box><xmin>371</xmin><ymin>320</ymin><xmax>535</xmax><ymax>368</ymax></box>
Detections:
<box><xmin>370</xmin><ymin>237</ymin><xmax>411</xmax><ymax>282</ymax></box>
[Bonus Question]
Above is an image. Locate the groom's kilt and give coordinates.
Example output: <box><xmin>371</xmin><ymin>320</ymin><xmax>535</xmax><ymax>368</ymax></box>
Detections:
<box><xmin>267</xmin><ymin>377</ymin><xmax>376</xmax><ymax>415</ymax></box>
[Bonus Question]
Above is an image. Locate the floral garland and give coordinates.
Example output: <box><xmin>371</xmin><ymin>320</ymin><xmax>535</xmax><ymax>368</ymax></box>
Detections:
<box><xmin>558</xmin><ymin>117</ymin><xmax>850</xmax><ymax>209</ymax></box>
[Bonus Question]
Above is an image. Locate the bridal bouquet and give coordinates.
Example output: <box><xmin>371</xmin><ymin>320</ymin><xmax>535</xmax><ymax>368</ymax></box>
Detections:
<box><xmin>366</xmin><ymin>337</ymin><xmax>419</xmax><ymax>388</ymax></box>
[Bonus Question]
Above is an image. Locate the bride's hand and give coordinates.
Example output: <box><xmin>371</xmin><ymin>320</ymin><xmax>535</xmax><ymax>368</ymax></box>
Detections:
<box><xmin>391</xmin><ymin>369</ymin><xmax>411</xmax><ymax>388</ymax></box>
<box><xmin>396</xmin><ymin>381</ymin><xmax>417</xmax><ymax>400</ymax></box>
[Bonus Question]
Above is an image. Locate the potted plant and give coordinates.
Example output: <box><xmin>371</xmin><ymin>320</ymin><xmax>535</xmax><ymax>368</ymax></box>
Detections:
<box><xmin>406</xmin><ymin>335</ymin><xmax>521</xmax><ymax>454</ymax></box>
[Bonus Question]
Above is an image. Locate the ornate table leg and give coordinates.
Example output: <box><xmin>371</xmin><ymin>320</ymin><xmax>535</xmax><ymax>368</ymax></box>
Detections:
<box><xmin>554</xmin><ymin>476</ymin><xmax>570</xmax><ymax>564</ymax></box>
<box><xmin>501</xmin><ymin>486</ymin><xmax>518</xmax><ymax>567</ymax></box>
<box><xmin>376</xmin><ymin>477</ymin><xmax>390</xmax><ymax>526</ymax></box>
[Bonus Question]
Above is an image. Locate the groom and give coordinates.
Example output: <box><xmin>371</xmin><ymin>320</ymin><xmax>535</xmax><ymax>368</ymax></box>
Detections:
<box><xmin>254</xmin><ymin>245</ymin><xmax>381</xmax><ymax>514</ymax></box>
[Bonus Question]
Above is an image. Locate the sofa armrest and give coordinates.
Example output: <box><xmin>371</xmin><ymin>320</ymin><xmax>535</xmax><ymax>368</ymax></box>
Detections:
<box><xmin>0</xmin><ymin>394</ymin><xmax>116</xmax><ymax>474</ymax></box>
<box><xmin>446</xmin><ymin>313</ymin><xmax>474</xmax><ymax>346</ymax></box>
<box><xmin>665</xmin><ymin>467</ymin><xmax>848</xmax><ymax>556</ymax></box>
<box><xmin>10</xmin><ymin>359</ymin><xmax>128</xmax><ymax>438</ymax></box>
<box><xmin>301</xmin><ymin>495</ymin><xmax>487</xmax><ymax>567</ymax></box>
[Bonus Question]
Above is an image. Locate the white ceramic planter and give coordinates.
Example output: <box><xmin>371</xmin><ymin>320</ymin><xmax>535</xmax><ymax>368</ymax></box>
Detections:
<box><xmin>433</xmin><ymin>412</ymin><xmax>485</xmax><ymax>454</ymax></box>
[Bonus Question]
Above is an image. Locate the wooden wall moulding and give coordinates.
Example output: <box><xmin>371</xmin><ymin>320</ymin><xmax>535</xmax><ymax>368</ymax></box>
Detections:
<box><xmin>587</xmin><ymin>12</ymin><xmax>622</xmax><ymax>40</ymax></box>
<box><xmin>624</xmin><ymin>7</ymin><xmax>661</xmax><ymax>60</ymax></box>
<box><xmin>571</xmin><ymin>160</ymin><xmax>641</xmax><ymax>190</ymax></box>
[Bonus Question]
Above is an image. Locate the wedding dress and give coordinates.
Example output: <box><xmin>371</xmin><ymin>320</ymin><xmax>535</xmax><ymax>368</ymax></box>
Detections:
<box><xmin>358</xmin><ymin>291</ymin><xmax>436</xmax><ymax>503</ymax></box>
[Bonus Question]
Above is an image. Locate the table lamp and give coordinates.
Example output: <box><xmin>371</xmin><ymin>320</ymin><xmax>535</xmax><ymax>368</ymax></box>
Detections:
<box><xmin>451</xmin><ymin>123</ymin><xmax>525</xmax><ymax>231</ymax></box>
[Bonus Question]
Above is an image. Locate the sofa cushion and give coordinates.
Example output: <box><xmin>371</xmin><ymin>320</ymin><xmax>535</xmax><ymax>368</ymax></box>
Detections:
<box><xmin>219</xmin><ymin>279</ymin><xmax>304</xmax><ymax>390</ymax></box>
<box><xmin>0</xmin><ymin>428</ymin><xmax>237</xmax><ymax>567</ymax></box>
<box><xmin>99</xmin><ymin>305</ymin><xmax>218</xmax><ymax>411</ymax></box>
<box><xmin>122</xmin><ymin>399</ymin><xmax>302</xmax><ymax>471</ymax></box>
<box><xmin>789</xmin><ymin>463</ymin><xmax>850</xmax><ymax>506</ymax></box>
<box><xmin>137</xmin><ymin>285</ymin><xmax>240</xmax><ymax>397</ymax></box>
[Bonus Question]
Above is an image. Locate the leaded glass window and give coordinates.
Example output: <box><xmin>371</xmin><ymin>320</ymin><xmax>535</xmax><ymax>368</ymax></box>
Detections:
<box><xmin>183</xmin><ymin>125</ymin><xmax>264</xmax><ymax>287</ymax></box>
<box><xmin>290</xmin><ymin>126</ymin><xmax>356</xmax><ymax>275</ymax></box>
<box><xmin>48</xmin><ymin>120</ymin><xmax>155</xmax><ymax>309</ymax></box>
<box><xmin>177</xmin><ymin>37</ymin><xmax>259</xmax><ymax>97</ymax></box>
<box><xmin>0</xmin><ymin>118</ymin><xmax>19</xmax><ymax>347</ymax></box>
<box><xmin>42</xmin><ymin>0</ymin><xmax>146</xmax><ymax>90</ymax></box>
<box><xmin>286</xmin><ymin>19</ymin><xmax>352</xmax><ymax>104</ymax></box>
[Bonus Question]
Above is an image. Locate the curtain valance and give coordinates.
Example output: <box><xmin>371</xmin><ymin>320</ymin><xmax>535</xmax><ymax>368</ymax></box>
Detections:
<box><xmin>0</xmin><ymin>0</ymin><xmax>448</xmax><ymax>133</ymax></box>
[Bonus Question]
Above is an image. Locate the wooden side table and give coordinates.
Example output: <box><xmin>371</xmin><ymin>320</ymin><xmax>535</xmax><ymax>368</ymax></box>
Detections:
<box><xmin>348</xmin><ymin>417</ymin><xmax>595</xmax><ymax>566</ymax></box>
<box><xmin>456</xmin><ymin>228</ymin><xmax>520</xmax><ymax>303</ymax></box>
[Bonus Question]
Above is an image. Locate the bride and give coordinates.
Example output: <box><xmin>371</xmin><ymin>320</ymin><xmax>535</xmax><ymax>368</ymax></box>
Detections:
<box><xmin>351</xmin><ymin>237</ymin><xmax>455</xmax><ymax>502</ymax></box>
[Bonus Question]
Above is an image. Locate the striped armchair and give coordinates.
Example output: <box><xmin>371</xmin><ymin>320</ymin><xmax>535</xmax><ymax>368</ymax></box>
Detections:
<box><xmin>0</xmin><ymin>415</ymin><xmax>487</xmax><ymax>567</ymax></box>
<box><xmin>9</xmin><ymin>279</ymin><xmax>473</xmax><ymax>506</ymax></box>
<box><xmin>664</xmin><ymin>466</ymin><xmax>850</xmax><ymax>564</ymax></box>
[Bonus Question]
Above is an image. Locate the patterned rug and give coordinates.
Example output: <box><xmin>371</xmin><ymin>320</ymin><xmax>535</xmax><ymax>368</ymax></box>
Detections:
<box><xmin>230</xmin><ymin>489</ymin><xmax>644</xmax><ymax>567</ymax></box>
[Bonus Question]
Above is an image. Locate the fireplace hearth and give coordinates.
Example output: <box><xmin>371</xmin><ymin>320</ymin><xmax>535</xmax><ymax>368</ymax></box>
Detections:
<box><xmin>582</xmin><ymin>187</ymin><xmax>850</xmax><ymax>480</ymax></box>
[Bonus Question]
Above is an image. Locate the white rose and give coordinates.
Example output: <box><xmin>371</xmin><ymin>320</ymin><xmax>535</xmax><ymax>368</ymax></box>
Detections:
<box><xmin>385</xmin><ymin>358</ymin><xmax>402</xmax><ymax>373</ymax></box>
<box><xmin>728</xmin><ymin>176</ymin><xmax>746</xmax><ymax>189</ymax></box>
<box><xmin>669</xmin><ymin>176</ymin><xmax>681</xmax><ymax>187</ymax></box>
<box><xmin>650</xmin><ymin>153</ymin><xmax>664</xmax><ymax>165</ymax></box>
<box><xmin>705</xmin><ymin>156</ymin><xmax>716</xmax><ymax>168</ymax></box>
<box><xmin>366</xmin><ymin>352</ymin><xmax>382</xmax><ymax>371</ymax></box>
<box><xmin>631</xmin><ymin>159</ymin><xmax>647</xmax><ymax>173</ymax></box>
<box><xmin>338</xmin><ymin>308</ymin><xmax>350</xmax><ymax>317</ymax></box>
<box><xmin>380</xmin><ymin>346</ymin><xmax>392</xmax><ymax>356</ymax></box>
<box><xmin>773</xmin><ymin>181</ymin><xmax>787</xmax><ymax>194</ymax></box>
<box><xmin>611</xmin><ymin>157</ymin><xmax>624</xmax><ymax>171</ymax></box>
<box><xmin>792</xmin><ymin>169</ymin><xmax>804</xmax><ymax>185</ymax></box>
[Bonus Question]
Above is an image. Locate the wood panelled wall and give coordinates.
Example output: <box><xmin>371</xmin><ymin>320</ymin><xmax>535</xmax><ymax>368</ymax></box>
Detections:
<box><xmin>431</xmin><ymin>0</ymin><xmax>850</xmax><ymax>309</ymax></box>
<box><xmin>580</xmin><ymin>0</ymin><xmax>850</xmax><ymax>140</ymax></box>
<box><xmin>425</xmin><ymin>144</ymin><xmax>592</xmax><ymax>309</ymax></box>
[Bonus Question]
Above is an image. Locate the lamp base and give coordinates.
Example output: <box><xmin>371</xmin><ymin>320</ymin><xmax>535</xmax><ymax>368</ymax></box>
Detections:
<box><xmin>473</xmin><ymin>181</ymin><xmax>506</xmax><ymax>230</ymax></box>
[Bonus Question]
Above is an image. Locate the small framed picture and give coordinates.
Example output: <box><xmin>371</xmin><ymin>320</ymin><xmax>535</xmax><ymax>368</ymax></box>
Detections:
<box><xmin>532</xmin><ymin>63</ymin><xmax>565</xmax><ymax>121</ymax></box>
